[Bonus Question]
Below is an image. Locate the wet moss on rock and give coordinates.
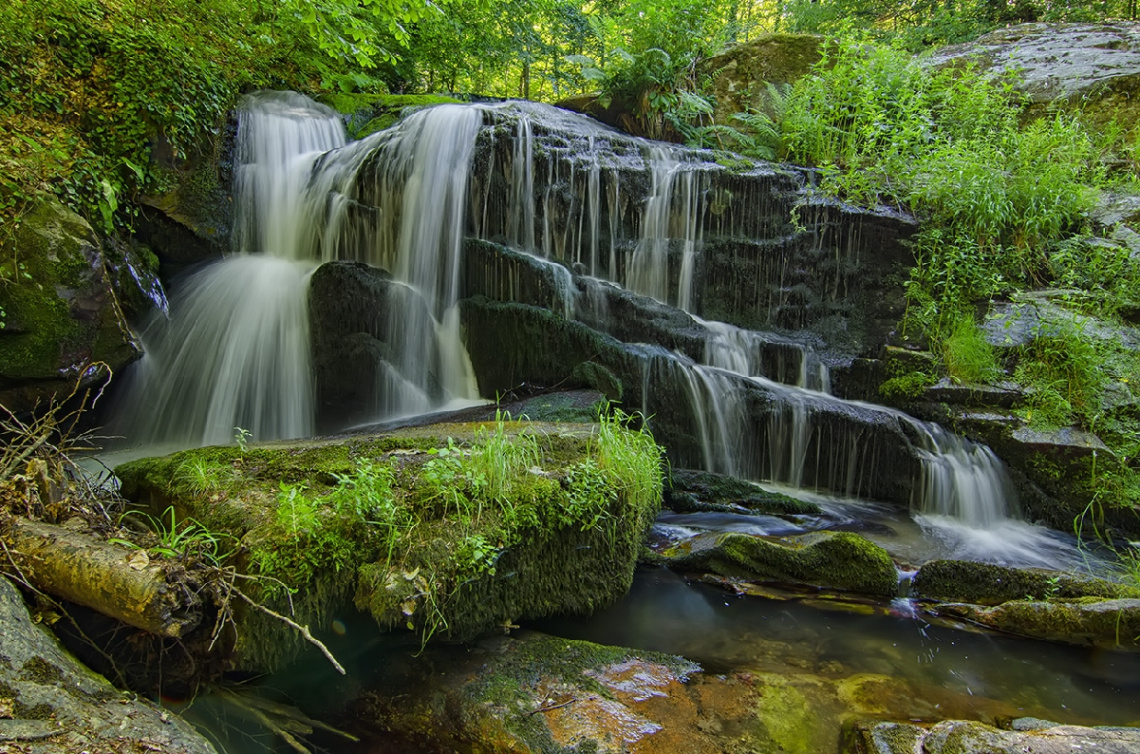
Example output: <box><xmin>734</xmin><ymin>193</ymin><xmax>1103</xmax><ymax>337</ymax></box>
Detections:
<box><xmin>912</xmin><ymin>560</ymin><xmax>1140</xmax><ymax>606</ymax></box>
<box><xmin>115</xmin><ymin>418</ymin><xmax>663</xmax><ymax>670</ymax></box>
<box><xmin>0</xmin><ymin>199</ymin><xmax>139</xmax><ymax>409</ymax></box>
<box><xmin>651</xmin><ymin>531</ymin><xmax>898</xmax><ymax>597</ymax></box>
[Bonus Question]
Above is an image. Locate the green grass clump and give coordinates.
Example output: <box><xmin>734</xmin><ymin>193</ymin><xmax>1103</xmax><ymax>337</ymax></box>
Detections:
<box><xmin>941</xmin><ymin>316</ymin><xmax>1000</xmax><ymax>385</ymax></box>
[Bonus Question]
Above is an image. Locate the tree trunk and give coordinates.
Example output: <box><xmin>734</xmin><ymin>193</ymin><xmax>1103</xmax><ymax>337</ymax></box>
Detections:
<box><xmin>2</xmin><ymin>518</ymin><xmax>203</xmax><ymax>637</ymax></box>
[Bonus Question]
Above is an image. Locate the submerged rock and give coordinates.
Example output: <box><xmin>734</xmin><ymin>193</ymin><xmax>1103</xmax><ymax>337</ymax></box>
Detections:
<box><xmin>0</xmin><ymin>576</ymin><xmax>218</xmax><ymax>754</ymax></box>
<box><xmin>649</xmin><ymin>530</ymin><xmax>898</xmax><ymax>597</ymax></box>
<box><xmin>114</xmin><ymin>419</ymin><xmax>663</xmax><ymax>671</ymax></box>
<box><xmin>844</xmin><ymin>717</ymin><xmax>1140</xmax><ymax>754</ymax></box>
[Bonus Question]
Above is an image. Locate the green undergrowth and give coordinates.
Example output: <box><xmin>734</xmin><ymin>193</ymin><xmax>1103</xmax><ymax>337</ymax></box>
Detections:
<box><xmin>0</xmin><ymin>0</ymin><xmax>398</xmax><ymax>237</ymax></box>
<box><xmin>115</xmin><ymin>410</ymin><xmax>663</xmax><ymax>669</ymax></box>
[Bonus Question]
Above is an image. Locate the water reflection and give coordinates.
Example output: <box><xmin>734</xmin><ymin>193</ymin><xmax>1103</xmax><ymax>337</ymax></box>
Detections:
<box><xmin>535</xmin><ymin>568</ymin><xmax>1140</xmax><ymax>726</ymax></box>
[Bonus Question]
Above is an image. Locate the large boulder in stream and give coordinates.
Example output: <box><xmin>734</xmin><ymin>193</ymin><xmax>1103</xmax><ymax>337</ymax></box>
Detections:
<box><xmin>0</xmin><ymin>199</ymin><xmax>141</xmax><ymax>412</ymax></box>
<box><xmin>0</xmin><ymin>575</ymin><xmax>218</xmax><ymax>754</ymax></box>
<box><xmin>114</xmin><ymin>419</ymin><xmax>662</xmax><ymax>672</ymax></box>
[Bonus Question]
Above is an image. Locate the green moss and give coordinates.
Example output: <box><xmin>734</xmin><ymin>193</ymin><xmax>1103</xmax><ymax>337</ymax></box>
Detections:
<box><xmin>657</xmin><ymin>531</ymin><xmax>898</xmax><ymax>597</ymax></box>
<box><xmin>316</xmin><ymin>93</ymin><xmax>465</xmax><ymax>138</ymax></box>
<box><xmin>116</xmin><ymin>418</ymin><xmax>664</xmax><ymax>669</ymax></box>
<box><xmin>912</xmin><ymin>559</ymin><xmax>1140</xmax><ymax>606</ymax></box>
<box><xmin>0</xmin><ymin>201</ymin><xmax>100</xmax><ymax>379</ymax></box>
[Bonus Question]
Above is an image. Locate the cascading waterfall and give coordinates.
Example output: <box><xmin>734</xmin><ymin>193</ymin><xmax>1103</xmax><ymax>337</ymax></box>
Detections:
<box><xmin>113</xmin><ymin>93</ymin><xmax>1032</xmax><ymax>556</ymax></box>
<box><xmin>113</xmin><ymin>92</ymin><xmax>344</xmax><ymax>446</ymax></box>
<box><xmin>115</xmin><ymin>93</ymin><xmax>486</xmax><ymax>447</ymax></box>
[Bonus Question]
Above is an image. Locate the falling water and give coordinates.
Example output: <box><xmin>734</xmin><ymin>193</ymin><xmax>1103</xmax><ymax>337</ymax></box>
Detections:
<box><xmin>113</xmin><ymin>93</ymin><xmax>344</xmax><ymax>446</ymax></box>
<box><xmin>113</xmin><ymin>94</ymin><xmax>1027</xmax><ymax>548</ymax></box>
<box><xmin>625</xmin><ymin>147</ymin><xmax>705</xmax><ymax>310</ymax></box>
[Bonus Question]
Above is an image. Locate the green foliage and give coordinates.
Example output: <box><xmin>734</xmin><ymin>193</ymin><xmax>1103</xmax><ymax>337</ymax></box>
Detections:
<box><xmin>116</xmin><ymin>506</ymin><xmax>236</xmax><ymax>565</ymax></box>
<box><xmin>0</xmin><ymin>0</ymin><xmax>438</xmax><ymax>234</ymax></box>
<box><xmin>941</xmin><ymin>316</ymin><xmax>1000</xmax><ymax>385</ymax></box>
<box><xmin>1014</xmin><ymin>315</ymin><xmax>1105</xmax><ymax>428</ymax></box>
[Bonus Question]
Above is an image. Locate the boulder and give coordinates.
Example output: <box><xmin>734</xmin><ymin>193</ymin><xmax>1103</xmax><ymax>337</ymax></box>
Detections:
<box><xmin>912</xmin><ymin>559</ymin><xmax>1140</xmax><ymax>606</ymax></box>
<box><xmin>114</xmin><ymin>419</ymin><xmax>663</xmax><ymax>671</ymax></box>
<box><xmin>0</xmin><ymin>199</ymin><xmax>140</xmax><ymax>412</ymax></box>
<box><xmin>648</xmin><ymin>530</ymin><xmax>899</xmax><ymax>597</ymax></box>
<box><xmin>936</xmin><ymin>598</ymin><xmax>1140</xmax><ymax>650</ymax></box>
<box><xmin>0</xmin><ymin>575</ymin><xmax>218</xmax><ymax>754</ymax></box>
<box><xmin>699</xmin><ymin>33</ymin><xmax>825</xmax><ymax>124</ymax></box>
<box><xmin>928</xmin><ymin>23</ymin><xmax>1140</xmax><ymax>128</ymax></box>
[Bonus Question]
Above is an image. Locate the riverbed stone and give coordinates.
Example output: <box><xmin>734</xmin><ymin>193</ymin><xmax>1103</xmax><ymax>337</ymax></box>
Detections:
<box><xmin>114</xmin><ymin>419</ymin><xmax>662</xmax><ymax>670</ymax></box>
<box><xmin>0</xmin><ymin>575</ymin><xmax>218</xmax><ymax>754</ymax></box>
<box><xmin>936</xmin><ymin>598</ymin><xmax>1140</xmax><ymax>650</ymax></box>
<box><xmin>843</xmin><ymin>717</ymin><xmax>1140</xmax><ymax>754</ymax></box>
<box><xmin>0</xmin><ymin>199</ymin><xmax>141</xmax><ymax>412</ymax></box>
<box><xmin>912</xmin><ymin>559</ymin><xmax>1140</xmax><ymax>606</ymax></box>
<box><xmin>649</xmin><ymin>530</ymin><xmax>898</xmax><ymax>597</ymax></box>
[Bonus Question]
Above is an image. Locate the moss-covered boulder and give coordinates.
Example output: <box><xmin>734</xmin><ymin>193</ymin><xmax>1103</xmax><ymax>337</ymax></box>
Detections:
<box><xmin>114</xmin><ymin>418</ymin><xmax>663</xmax><ymax>670</ymax></box>
<box><xmin>699</xmin><ymin>33</ymin><xmax>825</xmax><ymax>125</ymax></box>
<box><xmin>843</xmin><ymin>717</ymin><xmax>1140</xmax><ymax>754</ymax></box>
<box><xmin>0</xmin><ymin>576</ymin><xmax>218</xmax><ymax>754</ymax></box>
<box><xmin>913</xmin><ymin>560</ymin><xmax>1140</xmax><ymax>606</ymax></box>
<box><xmin>649</xmin><ymin>531</ymin><xmax>898</xmax><ymax>597</ymax></box>
<box><xmin>928</xmin><ymin>23</ymin><xmax>1140</xmax><ymax>129</ymax></box>
<box><xmin>936</xmin><ymin>598</ymin><xmax>1140</xmax><ymax>650</ymax></box>
<box><xmin>0</xmin><ymin>199</ymin><xmax>140</xmax><ymax>411</ymax></box>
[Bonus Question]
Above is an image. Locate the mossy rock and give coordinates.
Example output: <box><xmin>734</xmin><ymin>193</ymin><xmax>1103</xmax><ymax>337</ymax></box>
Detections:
<box><xmin>665</xmin><ymin>468</ymin><xmax>820</xmax><ymax>515</ymax></box>
<box><xmin>699</xmin><ymin>33</ymin><xmax>825</xmax><ymax>125</ymax></box>
<box><xmin>912</xmin><ymin>560</ymin><xmax>1140</xmax><ymax>606</ymax></box>
<box><xmin>937</xmin><ymin>598</ymin><xmax>1140</xmax><ymax>650</ymax></box>
<box><xmin>650</xmin><ymin>530</ymin><xmax>898</xmax><ymax>597</ymax></box>
<box><xmin>115</xmin><ymin>419</ymin><xmax>663</xmax><ymax>670</ymax></box>
<box><xmin>0</xmin><ymin>199</ymin><xmax>140</xmax><ymax>411</ymax></box>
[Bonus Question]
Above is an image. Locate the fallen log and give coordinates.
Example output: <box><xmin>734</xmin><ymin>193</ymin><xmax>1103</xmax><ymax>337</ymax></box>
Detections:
<box><xmin>2</xmin><ymin>517</ymin><xmax>203</xmax><ymax>637</ymax></box>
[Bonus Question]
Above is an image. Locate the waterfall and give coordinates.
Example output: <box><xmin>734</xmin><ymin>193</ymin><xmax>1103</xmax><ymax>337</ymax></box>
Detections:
<box><xmin>113</xmin><ymin>93</ymin><xmax>343</xmax><ymax>446</ymax></box>
<box><xmin>114</xmin><ymin>93</ymin><xmax>486</xmax><ymax>448</ymax></box>
<box><xmin>625</xmin><ymin>147</ymin><xmax>705</xmax><ymax>310</ymax></box>
<box><xmin>111</xmin><ymin>93</ymin><xmax>1024</xmax><ymax>543</ymax></box>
